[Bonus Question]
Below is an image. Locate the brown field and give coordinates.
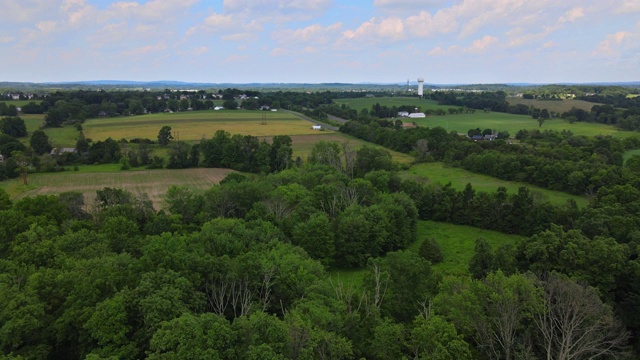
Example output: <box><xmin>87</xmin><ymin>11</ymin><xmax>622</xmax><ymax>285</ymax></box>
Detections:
<box><xmin>6</xmin><ymin>168</ymin><xmax>234</xmax><ymax>209</ymax></box>
<box><xmin>506</xmin><ymin>97</ymin><xmax>599</xmax><ymax>113</ymax></box>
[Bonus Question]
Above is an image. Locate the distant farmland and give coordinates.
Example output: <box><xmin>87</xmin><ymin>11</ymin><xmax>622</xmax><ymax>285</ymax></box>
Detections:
<box><xmin>334</xmin><ymin>97</ymin><xmax>446</xmax><ymax>113</ymax></box>
<box><xmin>82</xmin><ymin>110</ymin><xmax>326</xmax><ymax>143</ymax></box>
<box><xmin>505</xmin><ymin>97</ymin><xmax>599</xmax><ymax>113</ymax></box>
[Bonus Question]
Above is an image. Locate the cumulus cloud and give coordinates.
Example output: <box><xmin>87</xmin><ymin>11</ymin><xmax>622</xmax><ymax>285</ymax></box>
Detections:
<box><xmin>120</xmin><ymin>42</ymin><xmax>167</xmax><ymax>57</ymax></box>
<box><xmin>466</xmin><ymin>35</ymin><xmax>498</xmax><ymax>53</ymax></box>
<box><xmin>558</xmin><ymin>7</ymin><xmax>585</xmax><ymax>24</ymax></box>
<box><xmin>594</xmin><ymin>31</ymin><xmax>632</xmax><ymax>57</ymax></box>
<box><xmin>272</xmin><ymin>23</ymin><xmax>342</xmax><ymax>45</ymax></box>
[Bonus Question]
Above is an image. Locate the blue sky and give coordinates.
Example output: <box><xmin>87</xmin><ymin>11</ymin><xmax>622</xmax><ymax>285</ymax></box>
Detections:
<box><xmin>1</xmin><ymin>0</ymin><xmax>639</xmax><ymax>84</ymax></box>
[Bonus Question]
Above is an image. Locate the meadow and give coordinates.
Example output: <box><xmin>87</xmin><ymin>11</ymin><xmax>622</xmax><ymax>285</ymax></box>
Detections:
<box><xmin>334</xmin><ymin>97</ymin><xmax>448</xmax><ymax>113</ymax></box>
<box><xmin>505</xmin><ymin>97</ymin><xmax>598</xmax><ymax>113</ymax></box>
<box><xmin>0</xmin><ymin>167</ymin><xmax>234</xmax><ymax>208</ymax></box>
<box><xmin>82</xmin><ymin>110</ymin><xmax>324</xmax><ymax>144</ymax></box>
<box><xmin>402</xmin><ymin>162</ymin><xmax>588</xmax><ymax>206</ymax></box>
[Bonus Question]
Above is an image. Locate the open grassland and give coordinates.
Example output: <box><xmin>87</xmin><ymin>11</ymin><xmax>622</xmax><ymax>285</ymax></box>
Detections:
<box><xmin>402</xmin><ymin>162</ymin><xmax>588</xmax><ymax>207</ymax></box>
<box><xmin>505</xmin><ymin>97</ymin><xmax>599</xmax><ymax>113</ymax></box>
<box><xmin>82</xmin><ymin>110</ymin><xmax>326</xmax><ymax>143</ymax></box>
<box><xmin>334</xmin><ymin>97</ymin><xmax>448</xmax><ymax>113</ymax></box>
<box><xmin>284</xmin><ymin>133</ymin><xmax>415</xmax><ymax>164</ymax></box>
<box><xmin>2</xmin><ymin>100</ymin><xmax>42</xmax><ymax>107</ymax></box>
<box><xmin>410</xmin><ymin>112</ymin><xmax>636</xmax><ymax>139</ymax></box>
<box><xmin>625</xmin><ymin>149</ymin><xmax>640</xmax><ymax>164</ymax></box>
<box><xmin>0</xmin><ymin>168</ymin><xmax>234</xmax><ymax>209</ymax></box>
<box><xmin>412</xmin><ymin>221</ymin><xmax>524</xmax><ymax>277</ymax></box>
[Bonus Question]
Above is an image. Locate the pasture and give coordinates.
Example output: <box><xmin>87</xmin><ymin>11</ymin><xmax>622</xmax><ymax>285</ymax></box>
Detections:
<box><xmin>402</xmin><ymin>162</ymin><xmax>588</xmax><ymax>206</ymax></box>
<box><xmin>0</xmin><ymin>167</ymin><xmax>234</xmax><ymax>209</ymax></box>
<box><xmin>334</xmin><ymin>97</ymin><xmax>447</xmax><ymax>113</ymax></box>
<box><xmin>505</xmin><ymin>97</ymin><xmax>598</xmax><ymax>113</ymax></box>
<box><xmin>409</xmin><ymin>111</ymin><xmax>635</xmax><ymax>139</ymax></box>
<box><xmin>82</xmin><ymin>110</ymin><xmax>326</xmax><ymax>144</ymax></box>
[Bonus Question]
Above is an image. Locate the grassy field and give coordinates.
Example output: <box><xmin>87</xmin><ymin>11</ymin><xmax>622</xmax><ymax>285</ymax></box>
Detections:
<box><xmin>411</xmin><ymin>112</ymin><xmax>637</xmax><ymax>139</ymax></box>
<box><xmin>505</xmin><ymin>97</ymin><xmax>598</xmax><ymax>113</ymax></box>
<box><xmin>402</xmin><ymin>162</ymin><xmax>588</xmax><ymax>206</ymax></box>
<box><xmin>334</xmin><ymin>97</ymin><xmax>448</xmax><ymax>113</ymax></box>
<box><xmin>1</xmin><ymin>100</ymin><xmax>41</xmax><ymax>107</ymax></box>
<box><xmin>0</xmin><ymin>167</ymin><xmax>234</xmax><ymax>209</ymax></box>
<box><xmin>624</xmin><ymin>149</ymin><xmax>640</xmax><ymax>164</ymax></box>
<box><xmin>82</xmin><ymin>110</ymin><xmax>326</xmax><ymax>145</ymax></box>
<box><xmin>284</xmin><ymin>132</ymin><xmax>415</xmax><ymax>164</ymax></box>
<box><xmin>412</xmin><ymin>221</ymin><xmax>523</xmax><ymax>277</ymax></box>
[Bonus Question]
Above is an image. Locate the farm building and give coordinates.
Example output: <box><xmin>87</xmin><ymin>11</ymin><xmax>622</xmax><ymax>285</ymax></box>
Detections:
<box><xmin>408</xmin><ymin>112</ymin><xmax>426</xmax><ymax>118</ymax></box>
<box><xmin>397</xmin><ymin>111</ymin><xmax>409</xmax><ymax>117</ymax></box>
<box><xmin>312</xmin><ymin>125</ymin><xmax>322</xmax><ymax>130</ymax></box>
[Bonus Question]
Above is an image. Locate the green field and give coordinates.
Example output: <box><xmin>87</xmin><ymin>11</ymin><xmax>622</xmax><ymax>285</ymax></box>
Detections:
<box><xmin>505</xmin><ymin>97</ymin><xmax>598</xmax><ymax>113</ymax></box>
<box><xmin>334</xmin><ymin>97</ymin><xmax>447</xmax><ymax>113</ymax></box>
<box><xmin>284</xmin><ymin>133</ymin><xmax>415</xmax><ymax>164</ymax></box>
<box><xmin>0</xmin><ymin>167</ymin><xmax>234</xmax><ymax>208</ymax></box>
<box><xmin>82</xmin><ymin>110</ymin><xmax>326</xmax><ymax>144</ymax></box>
<box><xmin>1</xmin><ymin>100</ymin><xmax>41</xmax><ymax>107</ymax></box>
<box><xmin>413</xmin><ymin>221</ymin><xmax>523</xmax><ymax>277</ymax></box>
<box><xmin>402</xmin><ymin>162</ymin><xmax>588</xmax><ymax>206</ymax></box>
<box><xmin>625</xmin><ymin>149</ymin><xmax>640</xmax><ymax>164</ymax></box>
<box><xmin>412</xmin><ymin>112</ymin><xmax>637</xmax><ymax>138</ymax></box>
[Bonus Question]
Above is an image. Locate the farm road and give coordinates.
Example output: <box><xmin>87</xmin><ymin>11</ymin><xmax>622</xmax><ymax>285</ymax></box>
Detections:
<box><xmin>284</xmin><ymin>110</ymin><xmax>339</xmax><ymax>131</ymax></box>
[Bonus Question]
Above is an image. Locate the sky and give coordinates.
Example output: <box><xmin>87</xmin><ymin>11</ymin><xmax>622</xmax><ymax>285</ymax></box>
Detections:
<box><xmin>1</xmin><ymin>0</ymin><xmax>640</xmax><ymax>84</ymax></box>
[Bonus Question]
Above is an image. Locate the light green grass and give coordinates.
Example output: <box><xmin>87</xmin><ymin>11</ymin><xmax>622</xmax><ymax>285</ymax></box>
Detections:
<box><xmin>401</xmin><ymin>162</ymin><xmax>588</xmax><ymax>207</ymax></box>
<box><xmin>412</xmin><ymin>221</ymin><xmax>523</xmax><ymax>277</ymax></box>
<box><xmin>1</xmin><ymin>100</ymin><xmax>42</xmax><ymax>107</ymax></box>
<box><xmin>624</xmin><ymin>149</ymin><xmax>640</xmax><ymax>164</ymax></box>
<box><xmin>411</xmin><ymin>112</ymin><xmax>636</xmax><ymax>139</ymax></box>
<box><xmin>334</xmin><ymin>97</ymin><xmax>447</xmax><ymax>113</ymax></box>
<box><xmin>82</xmin><ymin>110</ymin><xmax>328</xmax><ymax>144</ymax></box>
<box><xmin>283</xmin><ymin>133</ymin><xmax>415</xmax><ymax>164</ymax></box>
<box><xmin>505</xmin><ymin>97</ymin><xmax>598</xmax><ymax>113</ymax></box>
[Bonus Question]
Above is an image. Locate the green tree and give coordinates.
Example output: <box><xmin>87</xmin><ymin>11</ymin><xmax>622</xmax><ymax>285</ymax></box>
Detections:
<box><xmin>179</xmin><ymin>98</ymin><xmax>189</xmax><ymax>111</ymax></box>
<box><xmin>30</xmin><ymin>130</ymin><xmax>52</xmax><ymax>155</ymax></box>
<box><xmin>44</xmin><ymin>107</ymin><xmax>65</xmax><ymax>127</ymax></box>
<box><xmin>469</xmin><ymin>238</ymin><xmax>493</xmax><ymax>279</ymax></box>
<box><xmin>418</xmin><ymin>237</ymin><xmax>443</xmax><ymax>264</ymax></box>
<box><xmin>410</xmin><ymin>315</ymin><xmax>472</xmax><ymax>360</ymax></box>
<box><xmin>157</xmin><ymin>126</ymin><xmax>173</xmax><ymax>147</ymax></box>
<box><xmin>166</xmin><ymin>141</ymin><xmax>191</xmax><ymax>169</ymax></box>
<box><xmin>291</xmin><ymin>212</ymin><xmax>335</xmax><ymax>266</ymax></box>
<box><xmin>0</xmin><ymin>116</ymin><xmax>27</xmax><ymax>137</ymax></box>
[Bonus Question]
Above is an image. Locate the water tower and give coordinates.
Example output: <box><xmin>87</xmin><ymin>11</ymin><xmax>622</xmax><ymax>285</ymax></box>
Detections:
<box><xmin>417</xmin><ymin>78</ymin><xmax>424</xmax><ymax>97</ymax></box>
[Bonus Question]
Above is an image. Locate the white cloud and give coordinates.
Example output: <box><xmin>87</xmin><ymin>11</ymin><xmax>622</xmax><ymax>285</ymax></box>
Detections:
<box><xmin>120</xmin><ymin>42</ymin><xmax>167</xmax><ymax>57</ymax></box>
<box><xmin>272</xmin><ymin>23</ymin><xmax>342</xmax><ymax>45</ymax></box>
<box><xmin>594</xmin><ymin>31</ymin><xmax>632</xmax><ymax>57</ymax></box>
<box><xmin>466</xmin><ymin>35</ymin><xmax>498</xmax><ymax>53</ymax></box>
<box><xmin>558</xmin><ymin>7</ymin><xmax>584</xmax><ymax>24</ymax></box>
<box><xmin>342</xmin><ymin>17</ymin><xmax>405</xmax><ymax>42</ymax></box>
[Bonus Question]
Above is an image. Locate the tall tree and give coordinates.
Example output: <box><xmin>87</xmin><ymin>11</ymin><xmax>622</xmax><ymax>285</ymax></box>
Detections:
<box><xmin>157</xmin><ymin>126</ymin><xmax>173</xmax><ymax>147</ymax></box>
<box><xmin>0</xmin><ymin>116</ymin><xmax>27</xmax><ymax>137</ymax></box>
<box><xmin>30</xmin><ymin>130</ymin><xmax>52</xmax><ymax>155</ymax></box>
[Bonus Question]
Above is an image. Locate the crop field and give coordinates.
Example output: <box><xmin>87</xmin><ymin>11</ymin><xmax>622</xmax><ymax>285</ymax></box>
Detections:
<box><xmin>82</xmin><ymin>110</ymin><xmax>326</xmax><ymax>144</ymax></box>
<box><xmin>1</xmin><ymin>167</ymin><xmax>234</xmax><ymax>209</ymax></box>
<box><xmin>283</xmin><ymin>133</ymin><xmax>415</xmax><ymax>164</ymax></box>
<box><xmin>334</xmin><ymin>97</ymin><xmax>448</xmax><ymax>113</ymax></box>
<box><xmin>402</xmin><ymin>162</ymin><xmax>588</xmax><ymax>206</ymax></box>
<box><xmin>412</xmin><ymin>221</ymin><xmax>523</xmax><ymax>276</ymax></box>
<box><xmin>505</xmin><ymin>97</ymin><xmax>599</xmax><ymax>113</ymax></box>
<box><xmin>410</xmin><ymin>111</ymin><xmax>637</xmax><ymax>138</ymax></box>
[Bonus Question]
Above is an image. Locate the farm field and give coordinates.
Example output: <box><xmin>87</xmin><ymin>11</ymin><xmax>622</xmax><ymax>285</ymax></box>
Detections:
<box><xmin>334</xmin><ymin>97</ymin><xmax>448</xmax><ymax>113</ymax></box>
<box><xmin>412</xmin><ymin>221</ymin><xmax>524</xmax><ymax>277</ymax></box>
<box><xmin>410</xmin><ymin>111</ymin><xmax>637</xmax><ymax>139</ymax></box>
<box><xmin>0</xmin><ymin>167</ymin><xmax>234</xmax><ymax>208</ymax></box>
<box><xmin>402</xmin><ymin>162</ymin><xmax>588</xmax><ymax>207</ymax></box>
<box><xmin>505</xmin><ymin>97</ymin><xmax>599</xmax><ymax>113</ymax></box>
<box><xmin>283</xmin><ymin>132</ymin><xmax>415</xmax><ymax>164</ymax></box>
<box><xmin>0</xmin><ymin>99</ymin><xmax>41</xmax><ymax>107</ymax></box>
<box><xmin>82</xmin><ymin>110</ymin><xmax>325</xmax><ymax>144</ymax></box>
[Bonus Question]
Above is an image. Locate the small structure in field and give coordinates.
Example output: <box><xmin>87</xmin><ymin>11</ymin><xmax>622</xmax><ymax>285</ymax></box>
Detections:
<box><xmin>408</xmin><ymin>112</ymin><xmax>426</xmax><ymax>118</ymax></box>
<box><xmin>397</xmin><ymin>111</ymin><xmax>409</xmax><ymax>117</ymax></box>
<box><xmin>312</xmin><ymin>125</ymin><xmax>322</xmax><ymax>130</ymax></box>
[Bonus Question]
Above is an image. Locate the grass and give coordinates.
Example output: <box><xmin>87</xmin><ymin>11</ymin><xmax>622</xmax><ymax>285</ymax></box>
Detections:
<box><xmin>0</xmin><ymin>167</ymin><xmax>234</xmax><ymax>209</ymax></box>
<box><xmin>624</xmin><ymin>149</ymin><xmax>640</xmax><ymax>164</ymax></box>
<box><xmin>1</xmin><ymin>100</ymin><xmax>41</xmax><ymax>107</ymax></box>
<box><xmin>82</xmin><ymin>110</ymin><xmax>327</xmax><ymax>144</ymax></box>
<box><xmin>505</xmin><ymin>97</ymin><xmax>599</xmax><ymax>113</ymax></box>
<box><xmin>284</xmin><ymin>132</ymin><xmax>415</xmax><ymax>164</ymax></box>
<box><xmin>412</xmin><ymin>221</ymin><xmax>523</xmax><ymax>277</ymax></box>
<box><xmin>401</xmin><ymin>162</ymin><xmax>588</xmax><ymax>207</ymax></box>
<box><xmin>334</xmin><ymin>97</ymin><xmax>448</xmax><ymax>113</ymax></box>
<box><xmin>411</xmin><ymin>112</ymin><xmax>637</xmax><ymax>139</ymax></box>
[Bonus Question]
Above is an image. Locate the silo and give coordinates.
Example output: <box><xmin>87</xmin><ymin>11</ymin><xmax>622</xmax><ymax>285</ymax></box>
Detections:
<box><xmin>418</xmin><ymin>78</ymin><xmax>424</xmax><ymax>97</ymax></box>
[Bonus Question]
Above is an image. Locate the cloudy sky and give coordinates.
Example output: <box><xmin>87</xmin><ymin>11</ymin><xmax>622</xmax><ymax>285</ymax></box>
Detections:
<box><xmin>1</xmin><ymin>0</ymin><xmax>639</xmax><ymax>84</ymax></box>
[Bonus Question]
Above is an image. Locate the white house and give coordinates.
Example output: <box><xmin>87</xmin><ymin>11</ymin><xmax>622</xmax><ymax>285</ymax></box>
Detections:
<box><xmin>214</xmin><ymin>106</ymin><xmax>224</xmax><ymax>110</ymax></box>
<box><xmin>312</xmin><ymin>125</ymin><xmax>322</xmax><ymax>130</ymax></box>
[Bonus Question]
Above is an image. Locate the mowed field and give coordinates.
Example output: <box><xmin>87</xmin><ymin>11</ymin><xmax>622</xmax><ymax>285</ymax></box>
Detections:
<box><xmin>412</xmin><ymin>112</ymin><xmax>637</xmax><ymax>138</ymax></box>
<box><xmin>402</xmin><ymin>162</ymin><xmax>588</xmax><ymax>207</ymax></box>
<box><xmin>1</xmin><ymin>168</ymin><xmax>234</xmax><ymax>209</ymax></box>
<box><xmin>82</xmin><ymin>110</ymin><xmax>325</xmax><ymax>143</ymax></box>
<box><xmin>334</xmin><ymin>97</ymin><xmax>448</xmax><ymax>113</ymax></box>
<box><xmin>505</xmin><ymin>97</ymin><xmax>599</xmax><ymax>113</ymax></box>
